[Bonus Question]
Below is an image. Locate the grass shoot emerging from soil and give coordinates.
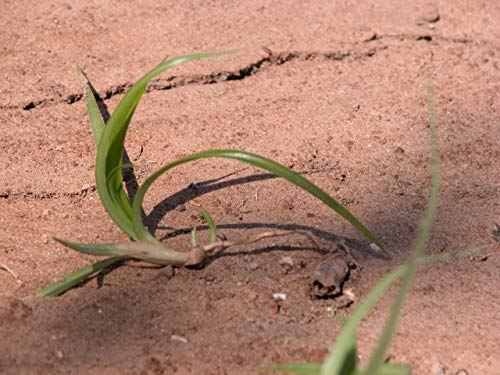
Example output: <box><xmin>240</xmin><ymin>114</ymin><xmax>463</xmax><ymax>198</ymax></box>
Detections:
<box><xmin>39</xmin><ymin>50</ymin><xmax>387</xmax><ymax>297</ymax></box>
<box><xmin>263</xmin><ymin>79</ymin><xmax>475</xmax><ymax>374</ymax></box>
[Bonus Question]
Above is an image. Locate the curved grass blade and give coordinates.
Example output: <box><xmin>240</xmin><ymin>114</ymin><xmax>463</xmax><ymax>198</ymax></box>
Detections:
<box><xmin>363</xmin><ymin>77</ymin><xmax>441</xmax><ymax>374</ymax></box>
<box><xmin>131</xmin><ymin>150</ymin><xmax>387</xmax><ymax>254</ymax></box>
<box><xmin>319</xmin><ymin>251</ymin><xmax>472</xmax><ymax>375</ymax></box>
<box><xmin>196</xmin><ymin>208</ymin><xmax>217</xmax><ymax>243</ymax></box>
<box><xmin>95</xmin><ymin>50</ymin><xmax>243</xmax><ymax>240</ymax></box>
<box><xmin>38</xmin><ymin>255</ymin><xmax>126</xmax><ymax>297</ymax></box>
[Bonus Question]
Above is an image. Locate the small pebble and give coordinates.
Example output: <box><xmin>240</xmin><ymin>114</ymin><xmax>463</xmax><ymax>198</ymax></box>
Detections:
<box><xmin>247</xmin><ymin>261</ymin><xmax>260</xmax><ymax>271</ymax></box>
<box><xmin>279</xmin><ymin>256</ymin><xmax>294</xmax><ymax>268</ymax></box>
<box><xmin>171</xmin><ymin>335</ymin><xmax>188</xmax><ymax>344</ymax></box>
<box><xmin>370</xmin><ymin>243</ymin><xmax>382</xmax><ymax>253</ymax></box>
<box><xmin>55</xmin><ymin>350</ymin><xmax>64</xmax><ymax>359</ymax></box>
<box><xmin>273</xmin><ymin>293</ymin><xmax>287</xmax><ymax>302</ymax></box>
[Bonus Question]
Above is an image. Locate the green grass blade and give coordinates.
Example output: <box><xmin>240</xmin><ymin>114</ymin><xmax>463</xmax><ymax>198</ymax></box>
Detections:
<box><xmin>95</xmin><ymin>50</ymin><xmax>242</xmax><ymax>240</ymax></box>
<box><xmin>196</xmin><ymin>208</ymin><xmax>217</xmax><ymax>243</ymax></box>
<box><xmin>77</xmin><ymin>66</ymin><xmax>105</xmax><ymax>146</ymax></box>
<box><xmin>260</xmin><ymin>362</ymin><xmax>322</xmax><ymax>374</ymax></box>
<box><xmin>53</xmin><ymin>237</ymin><xmax>190</xmax><ymax>266</ymax></box>
<box><xmin>38</xmin><ymin>255</ymin><xmax>127</xmax><ymax>297</ymax></box>
<box><xmin>364</xmin><ymin>77</ymin><xmax>441</xmax><ymax>373</ymax></box>
<box><xmin>131</xmin><ymin>150</ymin><xmax>387</xmax><ymax>253</ymax></box>
<box><xmin>259</xmin><ymin>362</ymin><xmax>409</xmax><ymax>375</ymax></box>
<box><xmin>319</xmin><ymin>251</ymin><xmax>471</xmax><ymax>375</ymax></box>
<box><xmin>373</xmin><ymin>363</ymin><xmax>412</xmax><ymax>375</ymax></box>
<box><xmin>54</xmin><ymin>237</ymin><xmax>134</xmax><ymax>256</ymax></box>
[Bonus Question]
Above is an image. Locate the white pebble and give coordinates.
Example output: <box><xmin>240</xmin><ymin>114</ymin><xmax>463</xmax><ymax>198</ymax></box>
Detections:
<box><xmin>273</xmin><ymin>293</ymin><xmax>287</xmax><ymax>301</ymax></box>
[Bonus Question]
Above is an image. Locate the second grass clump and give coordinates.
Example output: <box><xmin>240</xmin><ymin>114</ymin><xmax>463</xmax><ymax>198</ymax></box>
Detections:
<box><xmin>39</xmin><ymin>50</ymin><xmax>387</xmax><ymax>296</ymax></box>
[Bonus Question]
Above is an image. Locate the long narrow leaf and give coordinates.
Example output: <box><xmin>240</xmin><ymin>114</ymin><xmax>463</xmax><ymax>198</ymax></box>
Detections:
<box><xmin>53</xmin><ymin>237</ymin><xmax>190</xmax><ymax>266</ymax></box>
<box><xmin>77</xmin><ymin>66</ymin><xmax>105</xmax><ymax>146</ymax></box>
<box><xmin>130</xmin><ymin>150</ymin><xmax>387</xmax><ymax>254</ymax></box>
<box><xmin>319</xmin><ymin>251</ymin><xmax>472</xmax><ymax>375</ymax></box>
<box><xmin>95</xmin><ymin>50</ymin><xmax>242</xmax><ymax>240</ymax></box>
<box><xmin>260</xmin><ymin>362</ymin><xmax>322</xmax><ymax>374</ymax></box>
<box><xmin>197</xmin><ymin>208</ymin><xmax>217</xmax><ymax>243</ymax></box>
<box><xmin>38</xmin><ymin>255</ymin><xmax>126</xmax><ymax>297</ymax></box>
<box><xmin>263</xmin><ymin>362</ymin><xmax>410</xmax><ymax>375</ymax></box>
<box><xmin>363</xmin><ymin>77</ymin><xmax>441</xmax><ymax>373</ymax></box>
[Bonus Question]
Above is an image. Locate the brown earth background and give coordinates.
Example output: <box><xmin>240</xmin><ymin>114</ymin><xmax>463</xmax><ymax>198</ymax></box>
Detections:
<box><xmin>0</xmin><ymin>1</ymin><xmax>499</xmax><ymax>374</ymax></box>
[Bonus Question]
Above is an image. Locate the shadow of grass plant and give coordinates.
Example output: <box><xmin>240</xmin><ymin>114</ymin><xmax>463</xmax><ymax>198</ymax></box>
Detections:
<box><xmin>39</xmin><ymin>50</ymin><xmax>387</xmax><ymax>297</ymax></box>
<box><xmin>262</xmin><ymin>79</ymin><xmax>475</xmax><ymax>375</ymax></box>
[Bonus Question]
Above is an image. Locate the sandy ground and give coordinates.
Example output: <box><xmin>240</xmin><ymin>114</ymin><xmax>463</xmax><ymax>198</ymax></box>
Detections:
<box><xmin>1</xmin><ymin>1</ymin><xmax>499</xmax><ymax>374</ymax></box>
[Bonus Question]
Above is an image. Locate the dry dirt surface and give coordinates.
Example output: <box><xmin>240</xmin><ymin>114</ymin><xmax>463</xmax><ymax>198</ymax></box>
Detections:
<box><xmin>1</xmin><ymin>1</ymin><xmax>499</xmax><ymax>374</ymax></box>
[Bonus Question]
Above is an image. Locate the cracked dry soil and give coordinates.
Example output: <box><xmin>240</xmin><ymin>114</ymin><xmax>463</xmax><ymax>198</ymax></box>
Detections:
<box><xmin>0</xmin><ymin>1</ymin><xmax>499</xmax><ymax>374</ymax></box>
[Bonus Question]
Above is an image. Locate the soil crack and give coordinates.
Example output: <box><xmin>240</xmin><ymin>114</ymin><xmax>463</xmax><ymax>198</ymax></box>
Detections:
<box><xmin>9</xmin><ymin>33</ymin><xmax>481</xmax><ymax>112</ymax></box>
<box><xmin>15</xmin><ymin>47</ymin><xmax>383</xmax><ymax>111</ymax></box>
<box><xmin>0</xmin><ymin>186</ymin><xmax>96</xmax><ymax>201</ymax></box>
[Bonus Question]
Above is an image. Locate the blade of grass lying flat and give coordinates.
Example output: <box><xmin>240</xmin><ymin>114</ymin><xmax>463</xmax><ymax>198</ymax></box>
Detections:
<box><xmin>53</xmin><ymin>238</ymin><xmax>190</xmax><ymax>266</ymax></box>
<box><xmin>96</xmin><ymin>50</ymin><xmax>243</xmax><ymax>240</ymax></box>
<box><xmin>37</xmin><ymin>255</ymin><xmax>126</xmax><ymax>297</ymax></box>
<box><xmin>363</xmin><ymin>77</ymin><xmax>441</xmax><ymax>374</ymax></box>
<box><xmin>196</xmin><ymin>208</ymin><xmax>217</xmax><ymax>243</ymax></box>
<box><xmin>130</xmin><ymin>150</ymin><xmax>387</xmax><ymax>254</ymax></box>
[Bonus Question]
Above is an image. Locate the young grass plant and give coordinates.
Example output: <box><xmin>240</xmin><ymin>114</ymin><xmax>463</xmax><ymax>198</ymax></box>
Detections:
<box><xmin>39</xmin><ymin>50</ymin><xmax>387</xmax><ymax>297</ymax></box>
<box><xmin>262</xmin><ymin>78</ymin><xmax>470</xmax><ymax>375</ymax></box>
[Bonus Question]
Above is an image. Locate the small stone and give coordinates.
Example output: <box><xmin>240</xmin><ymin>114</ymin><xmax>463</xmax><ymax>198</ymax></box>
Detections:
<box><xmin>416</xmin><ymin>5</ymin><xmax>440</xmax><ymax>25</ymax></box>
<box><xmin>55</xmin><ymin>350</ymin><xmax>64</xmax><ymax>359</ymax></box>
<box><xmin>394</xmin><ymin>147</ymin><xmax>405</xmax><ymax>161</ymax></box>
<box><xmin>171</xmin><ymin>335</ymin><xmax>188</xmax><ymax>344</ymax></box>
<box><xmin>273</xmin><ymin>293</ymin><xmax>287</xmax><ymax>302</ymax></box>
<box><xmin>176</xmin><ymin>204</ymin><xmax>187</xmax><ymax>212</ymax></box>
<box><xmin>279</xmin><ymin>256</ymin><xmax>295</xmax><ymax>273</ymax></box>
<box><xmin>247</xmin><ymin>261</ymin><xmax>260</xmax><ymax>271</ymax></box>
<box><xmin>42</xmin><ymin>209</ymin><xmax>50</xmax><ymax>217</ymax></box>
<box><xmin>42</xmin><ymin>234</ymin><xmax>49</xmax><ymax>244</ymax></box>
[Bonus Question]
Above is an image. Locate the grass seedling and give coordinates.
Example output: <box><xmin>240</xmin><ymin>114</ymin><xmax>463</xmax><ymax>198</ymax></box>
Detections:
<box><xmin>39</xmin><ymin>50</ymin><xmax>387</xmax><ymax>297</ymax></box>
<box><xmin>262</xmin><ymin>78</ymin><xmax>474</xmax><ymax>374</ymax></box>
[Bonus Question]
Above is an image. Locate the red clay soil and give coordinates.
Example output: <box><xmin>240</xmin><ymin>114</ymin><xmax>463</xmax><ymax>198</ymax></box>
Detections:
<box><xmin>1</xmin><ymin>1</ymin><xmax>499</xmax><ymax>374</ymax></box>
